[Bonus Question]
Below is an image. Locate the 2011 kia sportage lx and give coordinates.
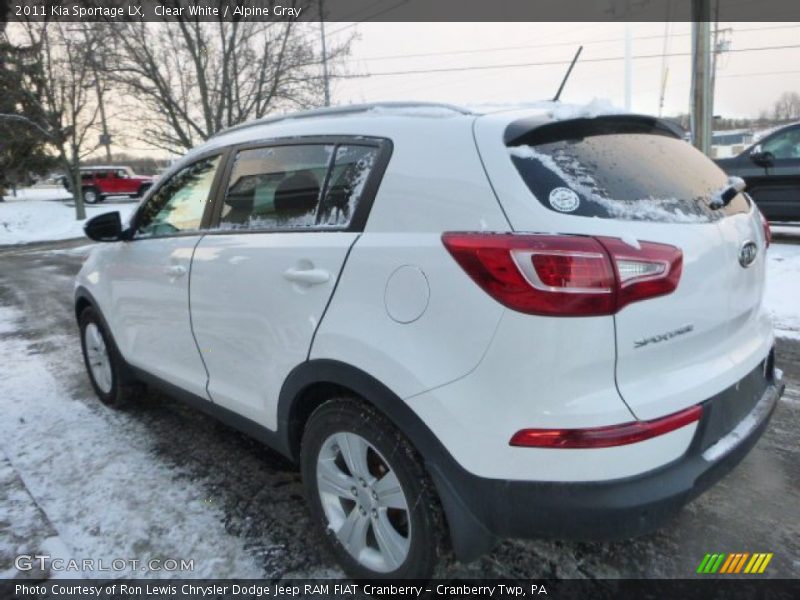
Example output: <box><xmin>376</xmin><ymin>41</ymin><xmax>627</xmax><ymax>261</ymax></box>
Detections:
<box><xmin>75</xmin><ymin>102</ymin><xmax>785</xmax><ymax>579</ymax></box>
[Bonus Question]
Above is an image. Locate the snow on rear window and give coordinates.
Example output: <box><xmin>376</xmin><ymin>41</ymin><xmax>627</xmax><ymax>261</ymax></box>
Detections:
<box><xmin>509</xmin><ymin>133</ymin><xmax>749</xmax><ymax>223</ymax></box>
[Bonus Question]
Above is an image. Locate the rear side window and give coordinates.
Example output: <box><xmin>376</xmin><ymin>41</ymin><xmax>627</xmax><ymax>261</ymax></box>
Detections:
<box><xmin>317</xmin><ymin>145</ymin><xmax>378</xmax><ymax>227</ymax></box>
<box><xmin>509</xmin><ymin>133</ymin><xmax>749</xmax><ymax>222</ymax></box>
<box><xmin>219</xmin><ymin>143</ymin><xmax>380</xmax><ymax>231</ymax></box>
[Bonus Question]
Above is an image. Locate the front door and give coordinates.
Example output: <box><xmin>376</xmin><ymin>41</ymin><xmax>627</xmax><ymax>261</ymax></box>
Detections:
<box><xmin>109</xmin><ymin>153</ymin><xmax>224</xmax><ymax>398</ymax></box>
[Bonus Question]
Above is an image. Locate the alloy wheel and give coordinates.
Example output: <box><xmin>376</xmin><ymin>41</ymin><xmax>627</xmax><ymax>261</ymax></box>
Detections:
<box><xmin>316</xmin><ymin>431</ymin><xmax>411</xmax><ymax>573</ymax></box>
<box><xmin>84</xmin><ymin>322</ymin><xmax>112</xmax><ymax>394</ymax></box>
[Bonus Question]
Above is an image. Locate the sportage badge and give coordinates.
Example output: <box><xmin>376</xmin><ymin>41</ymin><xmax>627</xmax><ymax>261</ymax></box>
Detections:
<box><xmin>739</xmin><ymin>240</ymin><xmax>758</xmax><ymax>267</ymax></box>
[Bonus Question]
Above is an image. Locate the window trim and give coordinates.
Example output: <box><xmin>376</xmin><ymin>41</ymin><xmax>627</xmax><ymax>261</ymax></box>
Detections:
<box><xmin>127</xmin><ymin>148</ymin><xmax>232</xmax><ymax>241</ymax></box>
<box><xmin>205</xmin><ymin>135</ymin><xmax>393</xmax><ymax>235</ymax></box>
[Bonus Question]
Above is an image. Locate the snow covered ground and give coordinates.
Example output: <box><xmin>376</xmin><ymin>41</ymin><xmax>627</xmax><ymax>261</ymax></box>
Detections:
<box><xmin>2</xmin><ymin>185</ymin><xmax>72</xmax><ymax>203</ymax></box>
<box><xmin>0</xmin><ymin>303</ymin><xmax>264</xmax><ymax>579</ymax></box>
<box><xmin>766</xmin><ymin>243</ymin><xmax>800</xmax><ymax>340</ymax></box>
<box><xmin>1</xmin><ymin>187</ymin><xmax>136</xmax><ymax>246</ymax></box>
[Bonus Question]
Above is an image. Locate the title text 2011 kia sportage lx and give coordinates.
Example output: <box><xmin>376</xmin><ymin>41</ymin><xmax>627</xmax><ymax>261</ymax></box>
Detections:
<box><xmin>76</xmin><ymin>102</ymin><xmax>784</xmax><ymax>579</ymax></box>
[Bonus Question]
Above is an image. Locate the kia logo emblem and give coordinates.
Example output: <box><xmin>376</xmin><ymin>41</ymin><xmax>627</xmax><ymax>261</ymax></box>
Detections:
<box><xmin>739</xmin><ymin>240</ymin><xmax>758</xmax><ymax>267</ymax></box>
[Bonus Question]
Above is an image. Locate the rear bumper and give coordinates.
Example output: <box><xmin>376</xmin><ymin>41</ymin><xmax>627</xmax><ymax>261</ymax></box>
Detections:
<box><xmin>430</xmin><ymin>357</ymin><xmax>783</xmax><ymax>559</ymax></box>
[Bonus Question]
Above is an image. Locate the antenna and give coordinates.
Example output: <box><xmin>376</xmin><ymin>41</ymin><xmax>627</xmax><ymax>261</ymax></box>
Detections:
<box><xmin>552</xmin><ymin>46</ymin><xmax>583</xmax><ymax>102</ymax></box>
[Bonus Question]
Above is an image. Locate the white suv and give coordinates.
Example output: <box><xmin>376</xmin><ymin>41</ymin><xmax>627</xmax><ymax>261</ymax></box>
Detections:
<box><xmin>76</xmin><ymin>102</ymin><xmax>784</xmax><ymax>579</ymax></box>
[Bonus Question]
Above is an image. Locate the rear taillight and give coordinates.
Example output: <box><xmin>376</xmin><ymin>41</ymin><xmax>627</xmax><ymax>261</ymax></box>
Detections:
<box><xmin>442</xmin><ymin>232</ymin><xmax>682</xmax><ymax>317</ymax></box>
<box><xmin>759</xmin><ymin>211</ymin><xmax>771</xmax><ymax>248</ymax></box>
<box><xmin>509</xmin><ymin>404</ymin><xmax>702</xmax><ymax>448</ymax></box>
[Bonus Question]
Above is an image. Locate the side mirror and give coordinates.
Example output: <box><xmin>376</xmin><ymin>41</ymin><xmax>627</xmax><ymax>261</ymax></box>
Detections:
<box><xmin>84</xmin><ymin>211</ymin><xmax>124</xmax><ymax>242</ymax></box>
<box><xmin>750</xmin><ymin>145</ymin><xmax>774</xmax><ymax>166</ymax></box>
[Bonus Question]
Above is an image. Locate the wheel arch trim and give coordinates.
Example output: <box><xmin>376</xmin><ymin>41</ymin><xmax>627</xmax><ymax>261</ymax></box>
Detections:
<box><xmin>278</xmin><ymin>358</ymin><xmax>497</xmax><ymax>561</ymax></box>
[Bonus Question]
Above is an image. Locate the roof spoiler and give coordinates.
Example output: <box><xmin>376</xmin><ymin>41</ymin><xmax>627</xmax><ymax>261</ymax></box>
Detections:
<box><xmin>504</xmin><ymin>114</ymin><xmax>685</xmax><ymax>147</ymax></box>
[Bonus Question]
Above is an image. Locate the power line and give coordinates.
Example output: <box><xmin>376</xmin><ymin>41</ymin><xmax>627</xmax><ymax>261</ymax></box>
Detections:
<box><xmin>719</xmin><ymin>69</ymin><xmax>800</xmax><ymax>78</ymax></box>
<box><xmin>353</xmin><ymin>44</ymin><xmax>800</xmax><ymax>78</ymax></box>
<box><xmin>346</xmin><ymin>24</ymin><xmax>800</xmax><ymax>63</ymax></box>
<box><xmin>326</xmin><ymin>0</ymin><xmax>411</xmax><ymax>37</ymax></box>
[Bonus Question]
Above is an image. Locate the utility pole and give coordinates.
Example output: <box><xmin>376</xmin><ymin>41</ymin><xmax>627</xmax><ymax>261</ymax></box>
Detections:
<box><xmin>319</xmin><ymin>0</ymin><xmax>331</xmax><ymax>107</ymax></box>
<box><xmin>691</xmin><ymin>0</ymin><xmax>712</xmax><ymax>155</ymax></box>
<box><xmin>624</xmin><ymin>26</ymin><xmax>632</xmax><ymax>111</ymax></box>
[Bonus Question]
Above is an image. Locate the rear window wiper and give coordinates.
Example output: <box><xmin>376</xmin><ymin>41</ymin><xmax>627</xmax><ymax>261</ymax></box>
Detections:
<box><xmin>709</xmin><ymin>176</ymin><xmax>746</xmax><ymax>210</ymax></box>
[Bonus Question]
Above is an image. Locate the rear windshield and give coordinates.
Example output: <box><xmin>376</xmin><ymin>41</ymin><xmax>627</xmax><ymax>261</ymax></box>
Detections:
<box><xmin>509</xmin><ymin>133</ymin><xmax>749</xmax><ymax>222</ymax></box>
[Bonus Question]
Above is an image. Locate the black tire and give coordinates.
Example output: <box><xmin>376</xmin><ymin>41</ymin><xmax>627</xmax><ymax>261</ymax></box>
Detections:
<box><xmin>82</xmin><ymin>186</ymin><xmax>102</xmax><ymax>204</ymax></box>
<box><xmin>301</xmin><ymin>397</ymin><xmax>449</xmax><ymax>580</ymax></box>
<box><xmin>78</xmin><ymin>307</ymin><xmax>140</xmax><ymax>408</ymax></box>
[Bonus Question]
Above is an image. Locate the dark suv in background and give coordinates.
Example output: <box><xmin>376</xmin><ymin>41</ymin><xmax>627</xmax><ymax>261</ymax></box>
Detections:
<box><xmin>62</xmin><ymin>166</ymin><xmax>154</xmax><ymax>204</ymax></box>
<box><xmin>716</xmin><ymin>123</ymin><xmax>800</xmax><ymax>221</ymax></box>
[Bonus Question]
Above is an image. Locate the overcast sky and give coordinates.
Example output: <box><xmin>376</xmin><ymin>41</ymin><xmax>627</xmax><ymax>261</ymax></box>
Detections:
<box><xmin>327</xmin><ymin>21</ymin><xmax>800</xmax><ymax>119</ymax></box>
<box><xmin>82</xmin><ymin>20</ymin><xmax>799</xmax><ymax>157</ymax></box>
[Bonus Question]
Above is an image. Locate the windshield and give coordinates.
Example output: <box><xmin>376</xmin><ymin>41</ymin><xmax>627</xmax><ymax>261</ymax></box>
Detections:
<box><xmin>509</xmin><ymin>133</ymin><xmax>749</xmax><ymax>222</ymax></box>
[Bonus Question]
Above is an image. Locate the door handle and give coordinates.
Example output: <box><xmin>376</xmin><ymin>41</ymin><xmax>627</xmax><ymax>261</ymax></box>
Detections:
<box><xmin>283</xmin><ymin>267</ymin><xmax>330</xmax><ymax>285</ymax></box>
<box><xmin>164</xmin><ymin>265</ymin><xmax>187</xmax><ymax>279</ymax></box>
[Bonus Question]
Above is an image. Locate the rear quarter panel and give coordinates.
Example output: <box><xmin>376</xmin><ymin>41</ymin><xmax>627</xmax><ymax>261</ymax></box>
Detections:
<box><xmin>310</xmin><ymin>120</ymin><xmax>511</xmax><ymax>399</ymax></box>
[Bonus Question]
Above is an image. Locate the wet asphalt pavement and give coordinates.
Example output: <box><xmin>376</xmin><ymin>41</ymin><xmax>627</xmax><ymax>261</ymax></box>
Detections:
<box><xmin>0</xmin><ymin>238</ymin><xmax>798</xmax><ymax>579</ymax></box>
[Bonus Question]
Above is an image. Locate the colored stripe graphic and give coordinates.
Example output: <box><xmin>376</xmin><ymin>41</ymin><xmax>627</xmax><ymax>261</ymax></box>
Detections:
<box><xmin>745</xmin><ymin>553</ymin><xmax>774</xmax><ymax>574</ymax></box>
<box><xmin>759</xmin><ymin>553</ymin><xmax>773</xmax><ymax>573</ymax></box>
<box><xmin>697</xmin><ymin>554</ymin><xmax>712</xmax><ymax>573</ymax></box>
<box><xmin>702</xmin><ymin>553</ymin><xmax>725</xmax><ymax>573</ymax></box>
<box><xmin>698</xmin><ymin>552</ymin><xmax>772</xmax><ymax>574</ymax></box>
<box><xmin>734</xmin><ymin>553</ymin><xmax>750</xmax><ymax>573</ymax></box>
<box><xmin>720</xmin><ymin>554</ymin><xmax>736</xmax><ymax>574</ymax></box>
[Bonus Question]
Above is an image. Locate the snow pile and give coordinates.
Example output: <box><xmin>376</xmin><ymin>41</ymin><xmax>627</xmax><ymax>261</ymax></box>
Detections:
<box><xmin>0</xmin><ymin>198</ymin><xmax>136</xmax><ymax>245</ymax></box>
<box><xmin>2</xmin><ymin>185</ymin><xmax>72</xmax><ymax>202</ymax></box>
<box><xmin>367</xmin><ymin>105</ymin><xmax>464</xmax><ymax>118</ymax></box>
<box><xmin>464</xmin><ymin>98</ymin><xmax>624</xmax><ymax>120</ymax></box>
<box><xmin>0</xmin><ymin>304</ymin><xmax>264</xmax><ymax>578</ymax></box>
<box><xmin>765</xmin><ymin>243</ymin><xmax>800</xmax><ymax>340</ymax></box>
<box><xmin>547</xmin><ymin>98</ymin><xmax>624</xmax><ymax>121</ymax></box>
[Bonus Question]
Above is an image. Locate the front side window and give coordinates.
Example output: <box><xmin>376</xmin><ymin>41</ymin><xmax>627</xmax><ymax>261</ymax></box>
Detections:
<box><xmin>761</xmin><ymin>128</ymin><xmax>800</xmax><ymax>159</ymax></box>
<box><xmin>136</xmin><ymin>155</ymin><xmax>221</xmax><ymax>237</ymax></box>
<box><xmin>219</xmin><ymin>143</ymin><xmax>380</xmax><ymax>231</ymax></box>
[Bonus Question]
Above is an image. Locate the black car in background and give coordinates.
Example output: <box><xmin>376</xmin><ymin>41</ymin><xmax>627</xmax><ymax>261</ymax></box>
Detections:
<box><xmin>716</xmin><ymin>123</ymin><xmax>800</xmax><ymax>221</ymax></box>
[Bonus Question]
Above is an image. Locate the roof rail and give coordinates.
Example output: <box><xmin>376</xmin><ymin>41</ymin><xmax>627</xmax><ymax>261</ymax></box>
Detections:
<box><xmin>211</xmin><ymin>102</ymin><xmax>472</xmax><ymax>138</ymax></box>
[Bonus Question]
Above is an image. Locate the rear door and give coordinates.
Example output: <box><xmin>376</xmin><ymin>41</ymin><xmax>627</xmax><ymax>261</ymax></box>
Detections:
<box><xmin>189</xmin><ymin>140</ymin><xmax>387</xmax><ymax>429</ymax></box>
<box><xmin>475</xmin><ymin>114</ymin><xmax>772</xmax><ymax>420</ymax></box>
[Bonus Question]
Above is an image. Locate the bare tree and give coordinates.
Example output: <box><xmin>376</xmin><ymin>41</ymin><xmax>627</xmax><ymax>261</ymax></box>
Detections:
<box><xmin>8</xmin><ymin>21</ymin><xmax>106</xmax><ymax>219</ymax></box>
<box><xmin>108</xmin><ymin>12</ymin><xmax>352</xmax><ymax>153</ymax></box>
<box><xmin>772</xmin><ymin>91</ymin><xmax>800</xmax><ymax>122</ymax></box>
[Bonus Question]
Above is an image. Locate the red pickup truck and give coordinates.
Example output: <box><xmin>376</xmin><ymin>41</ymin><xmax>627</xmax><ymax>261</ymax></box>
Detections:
<box><xmin>63</xmin><ymin>166</ymin><xmax>154</xmax><ymax>204</ymax></box>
